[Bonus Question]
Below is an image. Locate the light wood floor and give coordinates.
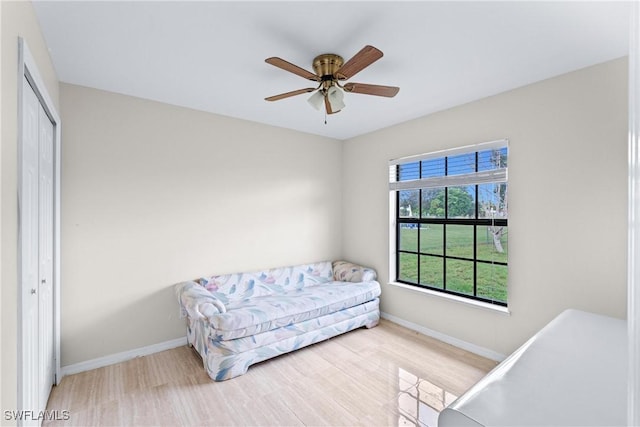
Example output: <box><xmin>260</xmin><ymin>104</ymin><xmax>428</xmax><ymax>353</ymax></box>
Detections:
<box><xmin>45</xmin><ymin>320</ymin><xmax>496</xmax><ymax>426</ymax></box>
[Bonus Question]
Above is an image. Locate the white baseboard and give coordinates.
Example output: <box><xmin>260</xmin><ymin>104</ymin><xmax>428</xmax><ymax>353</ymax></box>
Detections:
<box><xmin>381</xmin><ymin>311</ymin><xmax>506</xmax><ymax>362</ymax></box>
<box><xmin>60</xmin><ymin>336</ymin><xmax>187</xmax><ymax>377</ymax></box>
<box><xmin>60</xmin><ymin>316</ymin><xmax>503</xmax><ymax>378</ymax></box>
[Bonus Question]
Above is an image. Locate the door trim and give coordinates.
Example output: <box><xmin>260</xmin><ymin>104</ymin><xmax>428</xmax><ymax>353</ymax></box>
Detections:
<box><xmin>17</xmin><ymin>37</ymin><xmax>62</xmax><ymax>413</ymax></box>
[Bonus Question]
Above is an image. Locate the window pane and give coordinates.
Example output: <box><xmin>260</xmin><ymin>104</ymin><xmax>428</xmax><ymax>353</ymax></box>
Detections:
<box><xmin>446</xmin><ymin>225</ymin><xmax>473</xmax><ymax>259</ymax></box>
<box><xmin>399</xmin><ymin>253</ymin><xmax>418</xmax><ymax>283</ymax></box>
<box><xmin>398</xmin><ymin>162</ymin><xmax>420</xmax><ymax>181</ymax></box>
<box><xmin>421</xmin><ymin>158</ymin><xmax>445</xmax><ymax>178</ymax></box>
<box><xmin>399</xmin><ymin>190</ymin><xmax>419</xmax><ymax>218</ymax></box>
<box><xmin>420</xmin><ymin>255</ymin><xmax>443</xmax><ymax>289</ymax></box>
<box><xmin>399</xmin><ymin>224</ymin><xmax>418</xmax><ymax>252</ymax></box>
<box><xmin>477</xmin><ymin>263</ymin><xmax>507</xmax><ymax>303</ymax></box>
<box><xmin>478</xmin><ymin>148</ymin><xmax>507</xmax><ymax>171</ymax></box>
<box><xmin>447</xmin><ymin>153</ymin><xmax>475</xmax><ymax>176</ymax></box>
<box><xmin>447</xmin><ymin>186</ymin><xmax>475</xmax><ymax>218</ymax></box>
<box><xmin>420</xmin><ymin>224</ymin><xmax>443</xmax><ymax>255</ymax></box>
<box><xmin>476</xmin><ymin>226</ymin><xmax>508</xmax><ymax>263</ymax></box>
<box><xmin>421</xmin><ymin>188</ymin><xmax>445</xmax><ymax>218</ymax></box>
<box><xmin>445</xmin><ymin>259</ymin><xmax>473</xmax><ymax>296</ymax></box>
<box><xmin>478</xmin><ymin>183</ymin><xmax>508</xmax><ymax>219</ymax></box>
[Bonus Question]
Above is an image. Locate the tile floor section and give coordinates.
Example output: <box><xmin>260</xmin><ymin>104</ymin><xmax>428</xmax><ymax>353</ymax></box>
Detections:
<box><xmin>45</xmin><ymin>319</ymin><xmax>496</xmax><ymax>426</ymax></box>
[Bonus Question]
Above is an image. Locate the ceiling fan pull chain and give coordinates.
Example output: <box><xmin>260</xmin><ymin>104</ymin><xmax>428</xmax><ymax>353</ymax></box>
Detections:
<box><xmin>324</xmin><ymin>111</ymin><xmax>327</xmax><ymax>125</ymax></box>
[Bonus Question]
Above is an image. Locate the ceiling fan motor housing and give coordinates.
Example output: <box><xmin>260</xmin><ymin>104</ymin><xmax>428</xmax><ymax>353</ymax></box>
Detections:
<box><xmin>312</xmin><ymin>54</ymin><xmax>344</xmax><ymax>79</ymax></box>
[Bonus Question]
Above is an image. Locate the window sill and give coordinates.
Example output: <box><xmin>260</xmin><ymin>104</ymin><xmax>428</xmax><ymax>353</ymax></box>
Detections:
<box><xmin>388</xmin><ymin>281</ymin><xmax>511</xmax><ymax>315</ymax></box>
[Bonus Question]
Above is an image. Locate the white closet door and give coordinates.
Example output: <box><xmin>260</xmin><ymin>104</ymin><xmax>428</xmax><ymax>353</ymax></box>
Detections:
<box><xmin>21</xmin><ymin>76</ymin><xmax>41</xmax><ymax>419</ymax></box>
<box><xmin>20</xmin><ymin>75</ymin><xmax>55</xmax><ymax>423</ymax></box>
<box><xmin>38</xmin><ymin>103</ymin><xmax>55</xmax><ymax>412</ymax></box>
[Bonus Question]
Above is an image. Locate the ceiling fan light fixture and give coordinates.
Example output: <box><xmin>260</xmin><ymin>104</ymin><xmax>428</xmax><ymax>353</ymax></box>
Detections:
<box><xmin>327</xmin><ymin>85</ymin><xmax>345</xmax><ymax>112</ymax></box>
<box><xmin>307</xmin><ymin>90</ymin><xmax>325</xmax><ymax>110</ymax></box>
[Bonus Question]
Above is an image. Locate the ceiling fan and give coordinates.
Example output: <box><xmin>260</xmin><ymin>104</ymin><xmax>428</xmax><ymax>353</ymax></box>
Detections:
<box><xmin>264</xmin><ymin>45</ymin><xmax>399</xmax><ymax>115</ymax></box>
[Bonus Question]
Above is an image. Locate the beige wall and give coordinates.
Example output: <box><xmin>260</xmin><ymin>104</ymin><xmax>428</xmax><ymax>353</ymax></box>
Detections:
<box><xmin>59</xmin><ymin>83</ymin><xmax>343</xmax><ymax>366</ymax></box>
<box><xmin>342</xmin><ymin>58</ymin><xmax>628</xmax><ymax>356</ymax></box>
<box><xmin>1</xmin><ymin>0</ymin><xmax>59</xmax><ymax>417</ymax></box>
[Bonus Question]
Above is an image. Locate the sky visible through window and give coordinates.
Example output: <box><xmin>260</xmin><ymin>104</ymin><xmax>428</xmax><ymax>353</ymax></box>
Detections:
<box><xmin>398</xmin><ymin>148</ymin><xmax>507</xmax><ymax>179</ymax></box>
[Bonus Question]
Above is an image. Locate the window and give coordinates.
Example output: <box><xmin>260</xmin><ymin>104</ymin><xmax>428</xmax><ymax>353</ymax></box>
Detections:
<box><xmin>389</xmin><ymin>140</ymin><xmax>508</xmax><ymax>306</ymax></box>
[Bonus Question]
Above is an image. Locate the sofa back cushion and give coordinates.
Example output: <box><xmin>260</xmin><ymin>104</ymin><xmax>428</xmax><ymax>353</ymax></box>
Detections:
<box><xmin>196</xmin><ymin>261</ymin><xmax>333</xmax><ymax>303</ymax></box>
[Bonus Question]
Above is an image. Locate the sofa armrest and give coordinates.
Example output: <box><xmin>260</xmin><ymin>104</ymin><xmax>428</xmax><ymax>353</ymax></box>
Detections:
<box><xmin>332</xmin><ymin>260</ymin><xmax>377</xmax><ymax>282</ymax></box>
<box><xmin>175</xmin><ymin>281</ymin><xmax>227</xmax><ymax>320</ymax></box>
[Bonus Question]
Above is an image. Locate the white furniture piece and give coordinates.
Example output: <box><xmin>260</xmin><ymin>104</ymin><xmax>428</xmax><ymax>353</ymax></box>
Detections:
<box><xmin>438</xmin><ymin>309</ymin><xmax>627</xmax><ymax>427</ymax></box>
<box><xmin>176</xmin><ymin>260</ymin><xmax>381</xmax><ymax>381</ymax></box>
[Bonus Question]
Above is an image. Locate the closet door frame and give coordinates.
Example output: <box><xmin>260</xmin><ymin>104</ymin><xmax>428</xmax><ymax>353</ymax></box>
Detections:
<box><xmin>17</xmin><ymin>37</ymin><xmax>62</xmax><ymax>412</ymax></box>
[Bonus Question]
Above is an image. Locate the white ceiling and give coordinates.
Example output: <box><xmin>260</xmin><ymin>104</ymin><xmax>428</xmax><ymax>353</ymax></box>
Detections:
<box><xmin>32</xmin><ymin>1</ymin><xmax>630</xmax><ymax>140</ymax></box>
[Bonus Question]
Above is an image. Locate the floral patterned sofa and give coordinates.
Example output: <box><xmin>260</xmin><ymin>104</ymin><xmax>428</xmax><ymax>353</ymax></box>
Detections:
<box><xmin>175</xmin><ymin>260</ymin><xmax>381</xmax><ymax>381</ymax></box>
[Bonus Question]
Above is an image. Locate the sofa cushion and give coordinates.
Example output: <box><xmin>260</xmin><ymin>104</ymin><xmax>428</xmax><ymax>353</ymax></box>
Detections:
<box><xmin>196</xmin><ymin>261</ymin><xmax>334</xmax><ymax>303</ymax></box>
<box><xmin>209</xmin><ymin>281</ymin><xmax>381</xmax><ymax>340</ymax></box>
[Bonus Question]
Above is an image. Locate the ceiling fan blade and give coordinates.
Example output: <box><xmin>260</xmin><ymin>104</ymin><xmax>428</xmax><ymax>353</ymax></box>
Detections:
<box><xmin>265</xmin><ymin>88</ymin><xmax>316</xmax><ymax>102</ymax></box>
<box><xmin>265</xmin><ymin>57</ymin><xmax>319</xmax><ymax>81</ymax></box>
<box><xmin>343</xmin><ymin>82</ymin><xmax>399</xmax><ymax>97</ymax></box>
<box><xmin>335</xmin><ymin>45</ymin><xmax>383</xmax><ymax>80</ymax></box>
<box><xmin>324</xmin><ymin>96</ymin><xmax>332</xmax><ymax>114</ymax></box>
